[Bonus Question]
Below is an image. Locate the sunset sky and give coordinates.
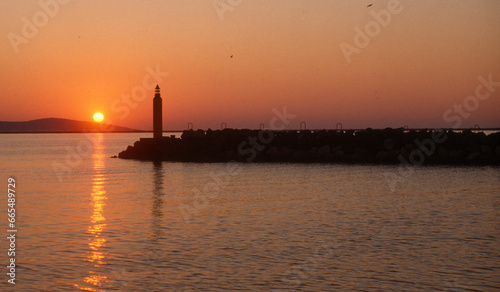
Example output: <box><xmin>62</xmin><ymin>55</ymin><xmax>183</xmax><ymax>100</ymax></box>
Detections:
<box><xmin>1</xmin><ymin>0</ymin><xmax>499</xmax><ymax>130</ymax></box>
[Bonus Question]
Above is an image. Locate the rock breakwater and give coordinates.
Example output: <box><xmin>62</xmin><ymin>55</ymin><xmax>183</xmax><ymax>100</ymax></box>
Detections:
<box><xmin>118</xmin><ymin>128</ymin><xmax>500</xmax><ymax>165</ymax></box>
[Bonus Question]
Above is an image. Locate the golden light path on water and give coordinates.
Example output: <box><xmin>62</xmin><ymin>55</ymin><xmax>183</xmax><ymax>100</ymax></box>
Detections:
<box><xmin>75</xmin><ymin>133</ymin><xmax>109</xmax><ymax>292</ymax></box>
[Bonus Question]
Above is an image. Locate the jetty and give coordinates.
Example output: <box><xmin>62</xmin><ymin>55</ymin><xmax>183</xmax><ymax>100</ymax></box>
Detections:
<box><xmin>117</xmin><ymin>86</ymin><xmax>500</xmax><ymax>165</ymax></box>
<box><xmin>118</xmin><ymin>128</ymin><xmax>500</xmax><ymax>165</ymax></box>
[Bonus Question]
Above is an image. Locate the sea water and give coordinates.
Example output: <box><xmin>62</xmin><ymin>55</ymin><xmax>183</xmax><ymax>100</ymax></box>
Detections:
<box><xmin>0</xmin><ymin>133</ymin><xmax>499</xmax><ymax>291</ymax></box>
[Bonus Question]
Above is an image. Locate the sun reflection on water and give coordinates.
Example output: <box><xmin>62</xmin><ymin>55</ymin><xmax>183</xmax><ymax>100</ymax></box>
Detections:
<box><xmin>75</xmin><ymin>133</ymin><xmax>109</xmax><ymax>291</ymax></box>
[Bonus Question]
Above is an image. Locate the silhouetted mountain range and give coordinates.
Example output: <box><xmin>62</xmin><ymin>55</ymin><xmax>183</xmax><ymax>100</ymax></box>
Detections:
<box><xmin>0</xmin><ymin>118</ymin><xmax>142</xmax><ymax>133</ymax></box>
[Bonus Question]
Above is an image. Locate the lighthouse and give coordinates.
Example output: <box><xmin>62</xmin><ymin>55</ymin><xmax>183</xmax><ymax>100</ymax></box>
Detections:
<box><xmin>153</xmin><ymin>85</ymin><xmax>162</xmax><ymax>139</ymax></box>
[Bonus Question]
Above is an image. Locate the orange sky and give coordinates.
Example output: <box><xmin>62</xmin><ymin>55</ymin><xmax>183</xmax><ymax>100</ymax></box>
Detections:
<box><xmin>1</xmin><ymin>0</ymin><xmax>499</xmax><ymax>130</ymax></box>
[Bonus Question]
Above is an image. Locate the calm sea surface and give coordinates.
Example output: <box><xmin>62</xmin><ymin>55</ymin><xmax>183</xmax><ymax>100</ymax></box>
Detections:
<box><xmin>0</xmin><ymin>133</ymin><xmax>499</xmax><ymax>291</ymax></box>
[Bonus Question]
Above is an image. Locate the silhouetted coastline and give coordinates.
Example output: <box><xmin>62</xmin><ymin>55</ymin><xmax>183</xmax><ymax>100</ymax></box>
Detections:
<box><xmin>0</xmin><ymin>118</ymin><xmax>142</xmax><ymax>133</ymax></box>
<box><xmin>118</xmin><ymin>128</ymin><xmax>500</xmax><ymax>165</ymax></box>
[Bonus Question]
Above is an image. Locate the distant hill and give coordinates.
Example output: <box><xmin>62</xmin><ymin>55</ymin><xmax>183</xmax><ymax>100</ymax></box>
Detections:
<box><xmin>0</xmin><ymin>118</ymin><xmax>143</xmax><ymax>133</ymax></box>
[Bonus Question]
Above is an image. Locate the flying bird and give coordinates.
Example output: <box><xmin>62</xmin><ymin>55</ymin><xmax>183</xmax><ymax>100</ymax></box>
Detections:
<box><xmin>367</xmin><ymin>3</ymin><xmax>373</xmax><ymax>7</ymax></box>
<box><xmin>230</xmin><ymin>55</ymin><xmax>233</xmax><ymax>58</ymax></box>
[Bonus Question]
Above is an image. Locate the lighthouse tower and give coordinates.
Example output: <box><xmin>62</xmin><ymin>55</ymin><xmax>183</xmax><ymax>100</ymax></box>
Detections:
<box><xmin>153</xmin><ymin>85</ymin><xmax>162</xmax><ymax>139</ymax></box>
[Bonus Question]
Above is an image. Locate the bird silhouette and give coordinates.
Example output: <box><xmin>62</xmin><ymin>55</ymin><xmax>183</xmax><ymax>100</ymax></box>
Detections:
<box><xmin>230</xmin><ymin>55</ymin><xmax>233</xmax><ymax>58</ymax></box>
<box><xmin>367</xmin><ymin>4</ymin><xmax>373</xmax><ymax>7</ymax></box>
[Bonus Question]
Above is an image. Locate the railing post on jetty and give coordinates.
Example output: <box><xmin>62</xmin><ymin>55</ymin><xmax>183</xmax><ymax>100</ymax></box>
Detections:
<box><xmin>221</xmin><ymin>123</ymin><xmax>227</xmax><ymax>130</ymax></box>
<box><xmin>474</xmin><ymin>124</ymin><xmax>480</xmax><ymax>132</ymax></box>
<box><xmin>187</xmin><ymin>122</ymin><xmax>193</xmax><ymax>130</ymax></box>
<box><xmin>336</xmin><ymin>123</ymin><xmax>343</xmax><ymax>131</ymax></box>
<box><xmin>300</xmin><ymin>121</ymin><xmax>306</xmax><ymax>131</ymax></box>
<box><xmin>260</xmin><ymin>123</ymin><xmax>265</xmax><ymax>130</ymax></box>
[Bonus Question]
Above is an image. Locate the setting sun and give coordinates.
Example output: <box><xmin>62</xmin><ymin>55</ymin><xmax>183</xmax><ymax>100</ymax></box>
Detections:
<box><xmin>93</xmin><ymin>113</ymin><xmax>104</xmax><ymax>123</ymax></box>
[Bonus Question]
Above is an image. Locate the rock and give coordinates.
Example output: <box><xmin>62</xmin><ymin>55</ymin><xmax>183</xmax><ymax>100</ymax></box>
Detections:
<box><xmin>438</xmin><ymin>146</ymin><xmax>448</xmax><ymax>159</ymax></box>
<box><xmin>279</xmin><ymin>146</ymin><xmax>293</xmax><ymax>157</ymax></box>
<box><xmin>333</xmin><ymin>150</ymin><xmax>345</xmax><ymax>160</ymax></box>
<box><xmin>332</xmin><ymin>145</ymin><xmax>343</xmax><ymax>152</ymax></box>
<box><xmin>388</xmin><ymin>150</ymin><xmax>400</xmax><ymax>159</ymax></box>
<box><xmin>194</xmin><ymin>129</ymin><xmax>205</xmax><ymax>138</ymax></box>
<box><xmin>293</xmin><ymin>150</ymin><xmax>307</xmax><ymax>160</ymax></box>
<box><xmin>375</xmin><ymin>151</ymin><xmax>389</xmax><ymax>161</ymax></box>
<box><xmin>481</xmin><ymin>145</ymin><xmax>491</xmax><ymax>154</ymax></box>
<box><xmin>384</xmin><ymin>138</ymin><xmax>395</xmax><ymax>150</ymax></box>
<box><xmin>318</xmin><ymin>145</ymin><xmax>331</xmax><ymax>156</ymax></box>
<box><xmin>308</xmin><ymin>146</ymin><xmax>318</xmax><ymax>155</ymax></box>
<box><xmin>266</xmin><ymin>146</ymin><xmax>279</xmax><ymax>157</ymax></box>
<box><xmin>449</xmin><ymin>150</ymin><xmax>464</xmax><ymax>159</ymax></box>
<box><xmin>467</xmin><ymin>152</ymin><xmax>481</xmax><ymax>161</ymax></box>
